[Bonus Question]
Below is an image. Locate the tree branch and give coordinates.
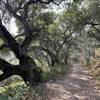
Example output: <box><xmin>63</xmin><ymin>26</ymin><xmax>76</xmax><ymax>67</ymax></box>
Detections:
<box><xmin>0</xmin><ymin>21</ymin><xmax>21</xmax><ymax>59</ymax></box>
<box><xmin>14</xmin><ymin>33</ymin><xmax>25</xmax><ymax>39</ymax></box>
<box><xmin>0</xmin><ymin>58</ymin><xmax>19</xmax><ymax>81</ymax></box>
<box><xmin>21</xmin><ymin>26</ymin><xmax>41</xmax><ymax>53</ymax></box>
<box><xmin>23</xmin><ymin>0</ymin><xmax>64</xmax><ymax>16</ymax></box>
<box><xmin>87</xmin><ymin>22</ymin><xmax>100</xmax><ymax>26</ymax></box>
<box><xmin>5</xmin><ymin>0</ymin><xmax>22</xmax><ymax>22</ymax></box>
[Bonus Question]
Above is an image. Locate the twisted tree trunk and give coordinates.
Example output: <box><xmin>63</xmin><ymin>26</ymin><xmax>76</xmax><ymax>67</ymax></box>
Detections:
<box><xmin>0</xmin><ymin>21</ymin><xmax>42</xmax><ymax>86</ymax></box>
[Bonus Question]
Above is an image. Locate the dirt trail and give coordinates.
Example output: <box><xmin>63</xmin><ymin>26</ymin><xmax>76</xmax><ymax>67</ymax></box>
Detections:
<box><xmin>43</xmin><ymin>64</ymin><xmax>100</xmax><ymax>100</ymax></box>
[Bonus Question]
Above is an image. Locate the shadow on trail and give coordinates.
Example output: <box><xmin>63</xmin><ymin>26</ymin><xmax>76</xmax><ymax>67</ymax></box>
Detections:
<box><xmin>44</xmin><ymin>63</ymin><xmax>100</xmax><ymax>100</ymax></box>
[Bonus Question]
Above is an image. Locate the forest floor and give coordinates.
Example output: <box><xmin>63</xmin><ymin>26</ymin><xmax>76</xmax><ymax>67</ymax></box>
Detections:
<box><xmin>40</xmin><ymin>63</ymin><xmax>100</xmax><ymax>100</ymax></box>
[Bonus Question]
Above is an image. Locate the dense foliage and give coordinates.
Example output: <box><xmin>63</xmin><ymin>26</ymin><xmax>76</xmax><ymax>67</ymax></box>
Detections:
<box><xmin>0</xmin><ymin>0</ymin><xmax>100</xmax><ymax>99</ymax></box>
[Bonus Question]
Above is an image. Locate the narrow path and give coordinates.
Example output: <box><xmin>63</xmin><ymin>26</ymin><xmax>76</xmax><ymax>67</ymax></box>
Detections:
<box><xmin>43</xmin><ymin>64</ymin><xmax>100</xmax><ymax>100</ymax></box>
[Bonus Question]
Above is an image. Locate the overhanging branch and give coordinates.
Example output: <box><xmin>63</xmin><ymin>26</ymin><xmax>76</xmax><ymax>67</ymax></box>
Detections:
<box><xmin>5</xmin><ymin>0</ymin><xmax>22</xmax><ymax>22</ymax></box>
<box><xmin>0</xmin><ymin>57</ymin><xmax>19</xmax><ymax>81</ymax></box>
<box><xmin>0</xmin><ymin>21</ymin><xmax>21</xmax><ymax>59</ymax></box>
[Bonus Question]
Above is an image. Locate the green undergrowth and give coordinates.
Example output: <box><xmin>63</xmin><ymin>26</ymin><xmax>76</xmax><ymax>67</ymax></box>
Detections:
<box><xmin>0</xmin><ymin>63</ymin><xmax>70</xmax><ymax>100</ymax></box>
<box><xmin>33</xmin><ymin>63</ymin><xmax>70</xmax><ymax>97</ymax></box>
<box><xmin>0</xmin><ymin>81</ymin><xmax>30</xmax><ymax>100</ymax></box>
<box><xmin>96</xmin><ymin>75</ymin><xmax>100</xmax><ymax>81</ymax></box>
<box><xmin>42</xmin><ymin>63</ymin><xmax>69</xmax><ymax>81</ymax></box>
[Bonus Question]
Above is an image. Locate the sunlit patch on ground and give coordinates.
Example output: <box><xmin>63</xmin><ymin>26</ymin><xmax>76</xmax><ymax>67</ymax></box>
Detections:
<box><xmin>41</xmin><ymin>64</ymin><xmax>100</xmax><ymax>100</ymax></box>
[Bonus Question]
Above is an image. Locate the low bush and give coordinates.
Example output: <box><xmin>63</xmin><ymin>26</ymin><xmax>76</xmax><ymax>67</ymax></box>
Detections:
<box><xmin>42</xmin><ymin>63</ymin><xmax>69</xmax><ymax>81</ymax></box>
<box><xmin>0</xmin><ymin>82</ymin><xmax>30</xmax><ymax>100</ymax></box>
<box><xmin>0</xmin><ymin>63</ymin><xmax>70</xmax><ymax>100</ymax></box>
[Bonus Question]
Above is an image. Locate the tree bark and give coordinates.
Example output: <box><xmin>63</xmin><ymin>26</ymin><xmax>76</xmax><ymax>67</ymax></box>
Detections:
<box><xmin>0</xmin><ymin>21</ymin><xmax>42</xmax><ymax>86</ymax></box>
